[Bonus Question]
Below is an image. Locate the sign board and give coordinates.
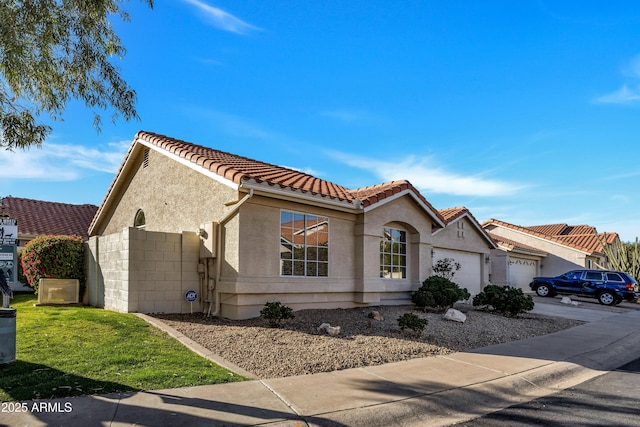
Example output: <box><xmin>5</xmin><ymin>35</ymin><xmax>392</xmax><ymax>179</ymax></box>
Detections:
<box><xmin>0</xmin><ymin>219</ymin><xmax>17</xmax><ymax>246</ymax></box>
<box><xmin>0</xmin><ymin>245</ymin><xmax>16</xmax><ymax>284</ymax></box>
<box><xmin>185</xmin><ymin>290</ymin><xmax>198</xmax><ymax>302</ymax></box>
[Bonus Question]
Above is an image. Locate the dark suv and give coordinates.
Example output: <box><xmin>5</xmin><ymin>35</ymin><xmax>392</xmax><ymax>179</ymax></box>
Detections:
<box><xmin>530</xmin><ymin>269</ymin><xmax>639</xmax><ymax>306</ymax></box>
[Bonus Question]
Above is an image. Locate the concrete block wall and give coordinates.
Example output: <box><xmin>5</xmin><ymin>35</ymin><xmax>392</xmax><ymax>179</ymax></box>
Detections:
<box><xmin>98</xmin><ymin>229</ymin><xmax>131</xmax><ymax>313</ymax></box>
<box><xmin>86</xmin><ymin>227</ymin><xmax>202</xmax><ymax>314</ymax></box>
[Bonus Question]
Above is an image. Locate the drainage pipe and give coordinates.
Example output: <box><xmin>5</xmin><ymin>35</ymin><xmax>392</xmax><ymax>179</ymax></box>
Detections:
<box><xmin>207</xmin><ymin>188</ymin><xmax>254</xmax><ymax>317</ymax></box>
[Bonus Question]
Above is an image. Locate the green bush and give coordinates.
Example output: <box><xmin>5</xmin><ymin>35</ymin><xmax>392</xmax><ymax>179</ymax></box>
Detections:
<box><xmin>16</xmin><ymin>248</ymin><xmax>27</xmax><ymax>285</ymax></box>
<box><xmin>260</xmin><ymin>301</ymin><xmax>294</xmax><ymax>327</ymax></box>
<box><xmin>473</xmin><ymin>284</ymin><xmax>534</xmax><ymax>317</ymax></box>
<box><xmin>412</xmin><ymin>275</ymin><xmax>470</xmax><ymax>311</ymax></box>
<box><xmin>20</xmin><ymin>235</ymin><xmax>85</xmax><ymax>295</ymax></box>
<box><xmin>397</xmin><ymin>312</ymin><xmax>429</xmax><ymax>334</ymax></box>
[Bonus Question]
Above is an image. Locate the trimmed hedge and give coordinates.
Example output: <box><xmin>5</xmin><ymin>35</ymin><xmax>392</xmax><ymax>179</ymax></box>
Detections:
<box><xmin>20</xmin><ymin>235</ymin><xmax>85</xmax><ymax>295</ymax></box>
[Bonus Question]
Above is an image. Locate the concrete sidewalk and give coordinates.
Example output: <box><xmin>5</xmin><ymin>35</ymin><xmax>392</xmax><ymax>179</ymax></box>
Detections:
<box><xmin>4</xmin><ymin>302</ymin><xmax>640</xmax><ymax>427</ymax></box>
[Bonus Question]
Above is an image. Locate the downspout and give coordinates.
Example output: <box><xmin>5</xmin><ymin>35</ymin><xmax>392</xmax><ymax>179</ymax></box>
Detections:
<box><xmin>208</xmin><ymin>188</ymin><xmax>254</xmax><ymax>317</ymax></box>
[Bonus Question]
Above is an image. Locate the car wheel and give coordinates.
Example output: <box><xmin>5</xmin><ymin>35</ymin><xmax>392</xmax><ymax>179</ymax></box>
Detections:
<box><xmin>535</xmin><ymin>284</ymin><xmax>551</xmax><ymax>297</ymax></box>
<box><xmin>598</xmin><ymin>291</ymin><xmax>616</xmax><ymax>306</ymax></box>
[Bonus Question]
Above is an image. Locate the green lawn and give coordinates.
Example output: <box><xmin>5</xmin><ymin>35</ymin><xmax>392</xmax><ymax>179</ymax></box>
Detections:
<box><xmin>0</xmin><ymin>294</ymin><xmax>246</xmax><ymax>401</ymax></box>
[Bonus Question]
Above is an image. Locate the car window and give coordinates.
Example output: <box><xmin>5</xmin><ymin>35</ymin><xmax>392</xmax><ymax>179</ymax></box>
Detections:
<box><xmin>585</xmin><ymin>271</ymin><xmax>603</xmax><ymax>280</ymax></box>
<box><xmin>563</xmin><ymin>271</ymin><xmax>581</xmax><ymax>280</ymax></box>
<box><xmin>606</xmin><ymin>273</ymin><xmax>623</xmax><ymax>282</ymax></box>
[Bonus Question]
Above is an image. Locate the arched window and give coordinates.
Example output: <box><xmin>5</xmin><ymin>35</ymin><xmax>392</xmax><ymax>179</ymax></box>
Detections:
<box><xmin>134</xmin><ymin>209</ymin><xmax>146</xmax><ymax>229</ymax></box>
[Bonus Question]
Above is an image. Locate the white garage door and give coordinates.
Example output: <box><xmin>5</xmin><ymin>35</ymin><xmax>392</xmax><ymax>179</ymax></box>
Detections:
<box><xmin>509</xmin><ymin>257</ymin><xmax>537</xmax><ymax>292</ymax></box>
<box><xmin>433</xmin><ymin>249</ymin><xmax>482</xmax><ymax>296</ymax></box>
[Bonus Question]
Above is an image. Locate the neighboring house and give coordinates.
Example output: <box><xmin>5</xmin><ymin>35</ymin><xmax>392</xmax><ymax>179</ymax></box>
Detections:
<box><xmin>482</xmin><ymin>219</ymin><xmax>619</xmax><ymax>291</ymax></box>
<box><xmin>486</xmin><ymin>233</ymin><xmax>547</xmax><ymax>292</ymax></box>
<box><xmin>0</xmin><ymin>196</ymin><xmax>98</xmax><ymax>291</ymax></box>
<box><xmin>433</xmin><ymin>207</ymin><xmax>496</xmax><ymax>295</ymax></box>
<box><xmin>87</xmin><ymin>131</ymin><xmax>492</xmax><ymax>319</ymax></box>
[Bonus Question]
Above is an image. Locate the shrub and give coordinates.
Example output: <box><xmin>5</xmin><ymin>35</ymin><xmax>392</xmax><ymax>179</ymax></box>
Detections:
<box><xmin>397</xmin><ymin>312</ymin><xmax>429</xmax><ymax>334</ymax></box>
<box><xmin>473</xmin><ymin>284</ymin><xmax>534</xmax><ymax>317</ymax></box>
<box><xmin>16</xmin><ymin>249</ymin><xmax>27</xmax><ymax>285</ymax></box>
<box><xmin>20</xmin><ymin>235</ymin><xmax>85</xmax><ymax>295</ymax></box>
<box><xmin>412</xmin><ymin>275</ymin><xmax>470</xmax><ymax>311</ymax></box>
<box><xmin>260</xmin><ymin>301</ymin><xmax>294</xmax><ymax>327</ymax></box>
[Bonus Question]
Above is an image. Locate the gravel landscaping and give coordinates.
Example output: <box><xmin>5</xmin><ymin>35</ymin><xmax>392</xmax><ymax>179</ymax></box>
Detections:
<box><xmin>153</xmin><ymin>303</ymin><xmax>584</xmax><ymax>379</ymax></box>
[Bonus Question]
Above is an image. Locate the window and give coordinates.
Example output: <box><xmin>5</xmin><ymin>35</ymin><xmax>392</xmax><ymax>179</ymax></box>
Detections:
<box><xmin>134</xmin><ymin>209</ymin><xmax>146</xmax><ymax>229</ymax></box>
<box><xmin>585</xmin><ymin>271</ymin><xmax>603</xmax><ymax>280</ymax></box>
<box><xmin>280</xmin><ymin>211</ymin><xmax>329</xmax><ymax>277</ymax></box>
<box><xmin>606</xmin><ymin>273</ymin><xmax>623</xmax><ymax>282</ymax></box>
<box><xmin>380</xmin><ymin>227</ymin><xmax>407</xmax><ymax>279</ymax></box>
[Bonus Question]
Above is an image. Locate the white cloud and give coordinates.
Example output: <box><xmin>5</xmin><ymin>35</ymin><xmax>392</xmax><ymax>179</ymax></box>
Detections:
<box><xmin>330</xmin><ymin>152</ymin><xmax>523</xmax><ymax>197</ymax></box>
<box><xmin>0</xmin><ymin>140</ymin><xmax>130</xmax><ymax>180</ymax></box>
<box><xmin>594</xmin><ymin>55</ymin><xmax>640</xmax><ymax>104</ymax></box>
<box><xmin>593</xmin><ymin>84</ymin><xmax>640</xmax><ymax>104</ymax></box>
<box><xmin>183</xmin><ymin>0</ymin><xmax>261</xmax><ymax>35</ymax></box>
<box><xmin>319</xmin><ymin>109</ymin><xmax>388</xmax><ymax>126</ymax></box>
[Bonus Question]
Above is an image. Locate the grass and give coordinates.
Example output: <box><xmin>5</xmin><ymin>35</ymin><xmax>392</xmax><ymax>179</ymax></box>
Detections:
<box><xmin>0</xmin><ymin>294</ymin><xmax>246</xmax><ymax>402</ymax></box>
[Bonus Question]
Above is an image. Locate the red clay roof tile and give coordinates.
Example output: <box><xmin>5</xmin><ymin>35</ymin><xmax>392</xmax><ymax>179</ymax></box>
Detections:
<box><xmin>0</xmin><ymin>196</ymin><xmax>97</xmax><ymax>241</ymax></box>
<box><xmin>483</xmin><ymin>218</ymin><xmax>616</xmax><ymax>255</ymax></box>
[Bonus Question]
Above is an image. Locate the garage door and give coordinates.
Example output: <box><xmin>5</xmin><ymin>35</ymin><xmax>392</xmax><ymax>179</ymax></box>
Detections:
<box><xmin>433</xmin><ymin>249</ymin><xmax>482</xmax><ymax>296</ymax></box>
<box><xmin>509</xmin><ymin>257</ymin><xmax>537</xmax><ymax>292</ymax></box>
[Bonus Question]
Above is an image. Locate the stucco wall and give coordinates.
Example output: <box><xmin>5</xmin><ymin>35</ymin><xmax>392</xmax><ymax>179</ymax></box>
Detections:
<box><xmin>98</xmin><ymin>147</ymin><xmax>238</xmax><ymax>236</ymax></box>
<box><xmin>214</xmin><ymin>194</ymin><xmax>437</xmax><ymax>319</ymax></box>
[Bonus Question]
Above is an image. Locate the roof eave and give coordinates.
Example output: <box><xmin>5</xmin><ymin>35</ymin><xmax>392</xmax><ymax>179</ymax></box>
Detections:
<box><xmin>363</xmin><ymin>190</ymin><xmax>446</xmax><ymax>229</ymax></box>
<box><xmin>241</xmin><ymin>180</ymin><xmax>360</xmax><ymax>213</ymax></box>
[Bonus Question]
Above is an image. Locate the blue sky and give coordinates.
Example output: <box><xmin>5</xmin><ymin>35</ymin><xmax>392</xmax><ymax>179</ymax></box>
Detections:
<box><xmin>2</xmin><ymin>1</ymin><xmax>640</xmax><ymax>240</ymax></box>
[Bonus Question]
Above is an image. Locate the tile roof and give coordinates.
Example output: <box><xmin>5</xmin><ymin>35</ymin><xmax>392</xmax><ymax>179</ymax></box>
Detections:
<box><xmin>438</xmin><ymin>206</ymin><xmax>469</xmax><ymax>223</ymax></box>
<box><xmin>0</xmin><ymin>196</ymin><xmax>98</xmax><ymax>240</ymax></box>
<box><xmin>349</xmin><ymin>180</ymin><xmax>446</xmax><ymax>224</ymax></box>
<box><xmin>487</xmin><ymin>232</ymin><xmax>547</xmax><ymax>256</ymax></box>
<box><xmin>138</xmin><ymin>131</ymin><xmax>446</xmax><ymax>222</ymax></box>
<box><xmin>526</xmin><ymin>223</ymin><xmax>568</xmax><ymax>236</ymax></box>
<box><xmin>137</xmin><ymin>131</ymin><xmax>355</xmax><ymax>202</ymax></box>
<box><xmin>91</xmin><ymin>131</ymin><xmax>448</xmax><ymax>234</ymax></box>
<box><xmin>482</xmin><ymin>218</ymin><xmax>617</xmax><ymax>255</ymax></box>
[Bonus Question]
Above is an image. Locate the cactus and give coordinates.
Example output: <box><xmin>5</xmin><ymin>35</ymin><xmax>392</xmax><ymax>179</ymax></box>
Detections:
<box><xmin>595</xmin><ymin>232</ymin><xmax>640</xmax><ymax>281</ymax></box>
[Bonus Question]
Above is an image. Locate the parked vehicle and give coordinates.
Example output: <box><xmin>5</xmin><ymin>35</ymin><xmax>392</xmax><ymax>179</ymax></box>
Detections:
<box><xmin>530</xmin><ymin>269</ymin><xmax>639</xmax><ymax>306</ymax></box>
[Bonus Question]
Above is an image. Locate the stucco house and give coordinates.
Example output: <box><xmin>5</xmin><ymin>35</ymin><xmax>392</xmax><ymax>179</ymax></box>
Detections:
<box><xmin>482</xmin><ymin>219</ymin><xmax>619</xmax><ymax>292</ymax></box>
<box><xmin>86</xmin><ymin>131</ymin><xmax>495</xmax><ymax>319</ymax></box>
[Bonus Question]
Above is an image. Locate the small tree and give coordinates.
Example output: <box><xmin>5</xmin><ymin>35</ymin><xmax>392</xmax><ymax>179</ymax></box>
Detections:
<box><xmin>20</xmin><ymin>235</ymin><xmax>85</xmax><ymax>294</ymax></box>
<box><xmin>412</xmin><ymin>275</ymin><xmax>470</xmax><ymax>312</ymax></box>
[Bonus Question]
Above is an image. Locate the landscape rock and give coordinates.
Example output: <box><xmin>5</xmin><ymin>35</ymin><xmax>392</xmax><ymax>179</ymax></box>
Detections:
<box><xmin>326</xmin><ymin>325</ymin><xmax>341</xmax><ymax>336</ymax></box>
<box><xmin>561</xmin><ymin>297</ymin><xmax>580</xmax><ymax>306</ymax></box>
<box><xmin>443</xmin><ymin>308</ymin><xmax>467</xmax><ymax>323</ymax></box>
<box><xmin>317</xmin><ymin>323</ymin><xmax>331</xmax><ymax>332</ymax></box>
<box><xmin>367</xmin><ymin>311</ymin><xmax>384</xmax><ymax>321</ymax></box>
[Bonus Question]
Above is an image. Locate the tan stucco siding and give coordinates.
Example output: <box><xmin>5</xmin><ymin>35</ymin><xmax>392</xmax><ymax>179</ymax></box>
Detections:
<box><xmin>99</xmin><ymin>148</ymin><xmax>238</xmax><ymax>236</ymax></box>
<box><xmin>432</xmin><ymin>217</ymin><xmax>491</xmax><ymax>254</ymax></box>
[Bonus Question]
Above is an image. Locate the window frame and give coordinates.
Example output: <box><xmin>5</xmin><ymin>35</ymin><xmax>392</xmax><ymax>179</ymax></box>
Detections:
<box><xmin>380</xmin><ymin>227</ymin><xmax>407</xmax><ymax>279</ymax></box>
<box><xmin>279</xmin><ymin>210</ymin><xmax>329</xmax><ymax>278</ymax></box>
